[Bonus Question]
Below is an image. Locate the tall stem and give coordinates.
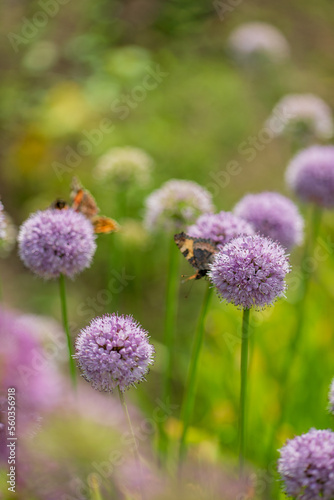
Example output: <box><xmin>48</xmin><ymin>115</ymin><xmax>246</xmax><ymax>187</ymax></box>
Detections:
<box><xmin>239</xmin><ymin>308</ymin><xmax>250</xmax><ymax>475</ymax></box>
<box><xmin>118</xmin><ymin>387</ymin><xmax>143</xmax><ymax>500</ymax></box>
<box><xmin>179</xmin><ymin>284</ymin><xmax>213</xmax><ymax>463</ymax></box>
<box><xmin>59</xmin><ymin>273</ymin><xmax>76</xmax><ymax>389</ymax></box>
<box><xmin>158</xmin><ymin>237</ymin><xmax>180</xmax><ymax>458</ymax></box>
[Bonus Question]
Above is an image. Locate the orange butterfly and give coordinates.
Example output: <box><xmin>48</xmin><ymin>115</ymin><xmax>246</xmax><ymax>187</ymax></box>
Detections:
<box><xmin>52</xmin><ymin>177</ymin><xmax>119</xmax><ymax>235</ymax></box>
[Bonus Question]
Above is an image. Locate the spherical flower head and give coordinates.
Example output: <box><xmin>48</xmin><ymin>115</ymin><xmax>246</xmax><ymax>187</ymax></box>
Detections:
<box><xmin>278</xmin><ymin>429</ymin><xmax>334</xmax><ymax>500</ymax></box>
<box><xmin>328</xmin><ymin>378</ymin><xmax>334</xmax><ymax>415</ymax></box>
<box><xmin>228</xmin><ymin>22</ymin><xmax>290</xmax><ymax>62</ymax></box>
<box><xmin>144</xmin><ymin>179</ymin><xmax>214</xmax><ymax>232</ymax></box>
<box><xmin>18</xmin><ymin>208</ymin><xmax>97</xmax><ymax>279</ymax></box>
<box><xmin>187</xmin><ymin>211</ymin><xmax>254</xmax><ymax>247</ymax></box>
<box><xmin>286</xmin><ymin>145</ymin><xmax>334</xmax><ymax>207</ymax></box>
<box><xmin>208</xmin><ymin>235</ymin><xmax>290</xmax><ymax>309</ymax></box>
<box><xmin>75</xmin><ymin>313</ymin><xmax>155</xmax><ymax>392</ymax></box>
<box><xmin>94</xmin><ymin>146</ymin><xmax>154</xmax><ymax>186</ymax></box>
<box><xmin>267</xmin><ymin>93</ymin><xmax>334</xmax><ymax>140</ymax></box>
<box><xmin>234</xmin><ymin>192</ymin><xmax>304</xmax><ymax>250</ymax></box>
<box><xmin>0</xmin><ymin>201</ymin><xmax>6</xmax><ymax>240</ymax></box>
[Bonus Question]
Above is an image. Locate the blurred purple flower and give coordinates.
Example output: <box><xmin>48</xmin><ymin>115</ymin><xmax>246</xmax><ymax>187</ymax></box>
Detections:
<box><xmin>234</xmin><ymin>192</ymin><xmax>304</xmax><ymax>249</ymax></box>
<box><xmin>18</xmin><ymin>208</ymin><xmax>96</xmax><ymax>279</ymax></box>
<box><xmin>278</xmin><ymin>429</ymin><xmax>334</xmax><ymax>500</ymax></box>
<box><xmin>0</xmin><ymin>307</ymin><xmax>62</xmax><ymax>440</ymax></box>
<box><xmin>144</xmin><ymin>179</ymin><xmax>214</xmax><ymax>232</ymax></box>
<box><xmin>286</xmin><ymin>145</ymin><xmax>334</xmax><ymax>207</ymax></box>
<box><xmin>208</xmin><ymin>235</ymin><xmax>290</xmax><ymax>309</ymax></box>
<box><xmin>187</xmin><ymin>211</ymin><xmax>254</xmax><ymax>247</ymax></box>
<box><xmin>75</xmin><ymin>314</ymin><xmax>155</xmax><ymax>392</ymax></box>
<box><xmin>0</xmin><ymin>200</ymin><xmax>6</xmax><ymax>239</ymax></box>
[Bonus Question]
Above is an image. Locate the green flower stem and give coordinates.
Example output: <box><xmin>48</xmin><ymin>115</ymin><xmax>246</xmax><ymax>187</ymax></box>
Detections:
<box><xmin>118</xmin><ymin>387</ymin><xmax>144</xmax><ymax>500</ymax></box>
<box><xmin>158</xmin><ymin>237</ymin><xmax>180</xmax><ymax>459</ymax></box>
<box><xmin>59</xmin><ymin>273</ymin><xmax>77</xmax><ymax>389</ymax></box>
<box><xmin>89</xmin><ymin>474</ymin><xmax>103</xmax><ymax>500</ymax></box>
<box><xmin>239</xmin><ymin>308</ymin><xmax>250</xmax><ymax>475</ymax></box>
<box><xmin>179</xmin><ymin>283</ymin><xmax>213</xmax><ymax>464</ymax></box>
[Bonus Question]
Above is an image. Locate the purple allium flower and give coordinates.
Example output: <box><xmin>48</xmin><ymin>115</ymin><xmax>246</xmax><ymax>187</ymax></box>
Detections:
<box><xmin>0</xmin><ymin>200</ymin><xmax>6</xmax><ymax>240</ymax></box>
<box><xmin>144</xmin><ymin>179</ymin><xmax>214</xmax><ymax>232</ymax></box>
<box><xmin>329</xmin><ymin>379</ymin><xmax>334</xmax><ymax>415</ymax></box>
<box><xmin>228</xmin><ymin>22</ymin><xmax>290</xmax><ymax>62</ymax></box>
<box><xmin>286</xmin><ymin>146</ymin><xmax>334</xmax><ymax>207</ymax></box>
<box><xmin>208</xmin><ymin>235</ymin><xmax>290</xmax><ymax>309</ymax></box>
<box><xmin>187</xmin><ymin>211</ymin><xmax>254</xmax><ymax>247</ymax></box>
<box><xmin>278</xmin><ymin>429</ymin><xmax>334</xmax><ymax>500</ymax></box>
<box><xmin>266</xmin><ymin>93</ymin><xmax>334</xmax><ymax>140</ymax></box>
<box><xmin>18</xmin><ymin>208</ymin><xmax>97</xmax><ymax>279</ymax></box>
<box><xmin>234</xmin><ymin>192</ymin><xmax>304</xmax><ymax>250</ymax></box>
<box><xmin>75</xmin><ymin>314</ymin><xmax>155</xmax><ymax>392</ymax></box>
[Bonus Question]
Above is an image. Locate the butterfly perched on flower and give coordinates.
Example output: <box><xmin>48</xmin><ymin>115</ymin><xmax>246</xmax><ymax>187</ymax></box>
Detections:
<box><xmin>174</xmin><ymin>232</ymin><xmax>218</xmax><ymax>280</ymax></box>
<box><xmin>51</xmin><ymin>177</ymin><xmax>119</xmax><ymax>234</ymax></box>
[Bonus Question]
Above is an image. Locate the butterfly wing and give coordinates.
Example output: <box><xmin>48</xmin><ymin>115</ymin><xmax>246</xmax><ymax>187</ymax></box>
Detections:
<box><xmin>174</xmin><ymin>232</ymin><xmax>217</xmax><ymax>280</ymax></box>
<box><xmin>70</xmin><ymin>177</ymin><xmax>99</xmax><ymax>219</ymax></box>
<box><xmin>92</xmin><ymin>216</ymin><xmax>119</xmax><ymax>234</ymax></box>
<box><xmin>192</xmin><ymin>240</ymin><xmax>217</xmax><ymax>271</ymax></box>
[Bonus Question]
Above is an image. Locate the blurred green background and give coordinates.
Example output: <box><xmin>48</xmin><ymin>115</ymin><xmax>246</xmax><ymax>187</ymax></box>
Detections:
<box><xmin>1</xmin><ymin>0</ymin><xmax>334</xmax><ymax>498</ymax></box>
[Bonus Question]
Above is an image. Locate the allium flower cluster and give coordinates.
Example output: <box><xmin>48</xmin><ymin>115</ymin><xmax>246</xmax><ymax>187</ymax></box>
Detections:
<box><xmin>0</xmin><ymin>201</ymin><xmax>6</xmax><ymax>240</ymax></box>
<box><xmin>209</xmin><ymin>235</ymin><xmax>290</xmax><ymax>309</ymax></box>
<box><xmin>329</xmin><ymin>379</ymin><xmax>334</xmax><ymax>415</ymax></box>
<box><xmin>234</xmin><ymin>192</ymin><xmax>304</xmax><ymax>249</ymax></box>
<box><xmin>94</xmin><ymin>146</ymin><xmax>154</xmax><ymax>186</ymax></box>
<box><xmin>286</xmin><ymin>145</ymin><xmax>334</xmax><ymax>207</ymax></box>
<box><xmin>267</xmin><ymin>93</ymin><xmax>334</xmax><ymax>140</ymax></box>
<box><xmin>144</xmin><ymin>179</ymin><xmax>214</xmax><ymax>232</ymax></box>
<box><xmin>18</xmin><ymin>208</ymin><xmax>96</xmax><ymax>279</ymax></box>
<box><xmin>187</xmin><ymin>211</ymin><xmax>254</xmax><ymax>247</ymax></box>
<box><xmin>278</xmin><ymin>429</ymin><xmax>334</xmax><ymax>500</ymax></box>
<box><xmin>75</xmin><ymin>314</ymin><xmax>155</xmax><ymax>392</ymax></box>
<box><xmin>228</xmin><ymin>22</ymin><xmax>290</xmax><ymax>62</ymax></box>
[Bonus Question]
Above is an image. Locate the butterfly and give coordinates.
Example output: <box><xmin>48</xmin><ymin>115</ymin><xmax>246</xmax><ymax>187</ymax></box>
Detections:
<box><xmin>51</xmin><ymin>177</ymin><xmax>119</xmax><ymax>234</ymax></box>
<box><xmin>174</xmin><ymin>232</ymin><xmax>218</xmax><ymax>280</ymax></box>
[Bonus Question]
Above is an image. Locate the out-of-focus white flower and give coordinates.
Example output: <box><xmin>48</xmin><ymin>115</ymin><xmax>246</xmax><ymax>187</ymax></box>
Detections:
<box><xmin>266</xmin><ymin>93</ymin><xmax>334</xmax><ymax>140</ymax></box>
<box><xmin>94</xmin><ymin>146</ymin><xmax>154</xmax><ymax>187</ymax></box>
<box><xmin>228</xmin><ymin>22</ymin><xmax>290</xmax><ymax>62</ymax></box>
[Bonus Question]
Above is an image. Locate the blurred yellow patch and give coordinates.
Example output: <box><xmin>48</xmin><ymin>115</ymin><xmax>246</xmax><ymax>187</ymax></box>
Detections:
<box><xmin>40</xmin><ymin>82</ymin><xmax>93</xmax><ymax>137</ymax></box>
<box><xmin>11</xmin><ymin>128</ymin><xmax>49</xmax><ymax>175</ymax></box>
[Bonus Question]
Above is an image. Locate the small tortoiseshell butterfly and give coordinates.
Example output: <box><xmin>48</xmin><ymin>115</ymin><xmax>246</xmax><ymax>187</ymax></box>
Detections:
<box><xmin>51</xmin><ymin>177</ymin><xmax>119</xmax><ymax>235</ymax></box>
<box><xmin>174</xmin><ymin>232</ymin><xmax>218</xmax><ymax>280</ymax></box>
